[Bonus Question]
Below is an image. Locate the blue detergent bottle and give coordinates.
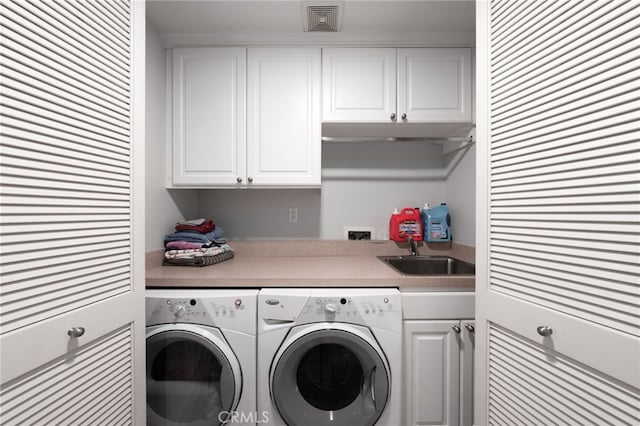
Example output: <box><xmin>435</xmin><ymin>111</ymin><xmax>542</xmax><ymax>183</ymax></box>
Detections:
<box><xmin>422</xmin><ymin>203</ymin><xmax>451</xmax><ymax>242</ymax></box>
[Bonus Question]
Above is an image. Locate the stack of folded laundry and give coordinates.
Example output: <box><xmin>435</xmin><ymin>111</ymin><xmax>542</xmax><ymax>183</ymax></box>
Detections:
<box><xmin>163</xmin><ymin>218</ymin><xmax>234</xmax><ymax>267</ymax></box>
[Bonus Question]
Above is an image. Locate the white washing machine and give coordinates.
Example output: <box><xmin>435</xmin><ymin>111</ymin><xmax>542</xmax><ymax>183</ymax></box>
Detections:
<box><xmin>146</xmin><ymin>289</ymin><xmax>258</xmax><ymax>426</ymax></box>
<box><xmin>257</xmin><ymin>288</ymin><xmax>402</xmax><ymax>426</ymax></box>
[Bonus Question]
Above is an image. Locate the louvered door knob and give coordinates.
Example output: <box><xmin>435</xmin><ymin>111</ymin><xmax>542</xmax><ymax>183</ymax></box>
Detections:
<box><xmin>67</xmin><ymin>327</ymin><xmax>85</xmax><ymax>338</ymax></box>
<box><xmin>536</xmin><ymin>326</ymin><xmax>553</xmax><ymax>337</ymax></box>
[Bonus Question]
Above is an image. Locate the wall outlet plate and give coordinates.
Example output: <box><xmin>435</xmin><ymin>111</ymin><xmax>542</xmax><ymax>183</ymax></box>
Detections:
<box><xmin>344</xmin><ymin>226</ymin><xmax>375</xmax><ymax>240</ymax></box>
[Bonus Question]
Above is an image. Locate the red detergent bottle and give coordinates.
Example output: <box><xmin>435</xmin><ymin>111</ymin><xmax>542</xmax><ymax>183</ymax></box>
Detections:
<box><xmin>389</xmin><ymin>207</ymin><xmax>423</xmax><ymax>242</ymax></box>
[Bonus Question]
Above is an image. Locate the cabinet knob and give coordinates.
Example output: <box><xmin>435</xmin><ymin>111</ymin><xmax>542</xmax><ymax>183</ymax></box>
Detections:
<box><xmin>465</xmin><ymin>324</ymin><xmax>475</xmax><ymax>333</ymax></box>
<box><xmin>401</xmin><ymin>113</ymin><xmax>407</xmax><ymax>120</ymax></box>
<box><xmin>247</xmin><ymin>177</ymin><xmax>253</xmax><ymax>183</ymax></box>
<box><xmin>452</xmin><ymin>325</ymin><xmax>461</xmax><ymax>334</ymax></box>
<box><xmin>536</xmin><ymin>326</ymin><xmax>553</xmax><ymax>337</ymax></box>
<box><xmin>236</xmin><ymin>177</ymin><xmax>243</xmax><ymax>183</ymax></box>
<box><xmin>390</xmin><ymin>113</ymin><xmax>396</xmax><ymax>121</ymax></box>
<box><xmin>67</xmin><ymin>327</ymin><xmax>85</xmax><ymax>338</ymax></box>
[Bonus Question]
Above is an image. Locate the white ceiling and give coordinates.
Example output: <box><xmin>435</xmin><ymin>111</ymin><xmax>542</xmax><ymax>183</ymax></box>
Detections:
<box><xmin>146</xmin><ymin>0</ymin><xmax>475</xmax><ymax>35</ymax></box>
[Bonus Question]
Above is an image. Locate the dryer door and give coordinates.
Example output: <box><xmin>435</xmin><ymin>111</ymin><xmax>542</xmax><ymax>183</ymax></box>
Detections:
<box><xmin>271</xmin><ymin>327</ymin><xmax>390</xmax><ymax>426</ymax></box>
<box><xmin>146</xmin><ymin>326</ymin><xmax>241</xmax><ymax>426</ymax></box>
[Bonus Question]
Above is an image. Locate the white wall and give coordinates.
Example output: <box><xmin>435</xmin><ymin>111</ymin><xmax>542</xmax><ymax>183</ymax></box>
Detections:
<box><xmin>445</xmin><ymin>144</ymin><xmax>476</xmax><ymax>246</ymax></box>
<box><xmin>320</xmin><ymin>141</ymin><xmax>447</xmax><ymax>240</ymax></box>
<box><xmin>197</xmin><ymin>141</ymin><xmax>455</xmax><ymax>241</ymax></box>
<box><xmin>145</xmin><ymin>21</ymin><xmax>197</xmax><ymax>251</ymax></box>
<box><xmin>198</xmin><ymin>189</ymin><xmax>321</xmax><ymax>240</ymax></box>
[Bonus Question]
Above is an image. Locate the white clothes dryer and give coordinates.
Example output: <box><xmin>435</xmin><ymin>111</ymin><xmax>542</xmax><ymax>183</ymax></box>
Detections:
<box><xmin>146</xmin><ymin>289</ymin><xmax>257</xmax><ymax>426</ymax></box>
<box><xmin>257</xmin><ymin>288</ymin><xmax>402</xmax><ymax>426</ymax></box>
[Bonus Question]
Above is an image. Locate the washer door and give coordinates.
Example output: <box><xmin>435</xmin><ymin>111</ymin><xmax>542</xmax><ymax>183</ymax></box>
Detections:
<box><xmin>146</xmin><ymin>325</ymin><xmax>241</xmax><ymax>426</ymax></box>
<box><xmin>270</xmin><ymin>326</ymin><xmax>390</xmax><ymax>426</ymax></box>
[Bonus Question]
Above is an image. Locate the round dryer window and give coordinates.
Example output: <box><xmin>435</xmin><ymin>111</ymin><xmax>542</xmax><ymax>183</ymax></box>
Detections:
<box><xmin>146</xmin><ymin>329</ymin><xmax>240</xmax><ymax>426</ymax></box>
<box><xmin>270</xmin><ymin>328</ymin><xmax>390</xmax><ymax>426</ymax></box>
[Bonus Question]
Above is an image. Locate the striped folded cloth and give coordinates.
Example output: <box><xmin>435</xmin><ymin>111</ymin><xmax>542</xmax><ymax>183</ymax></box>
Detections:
<box><xmin>164</xmin><ymin>244</ymin><xmax>232</xmax><ymax>260</ymax></box>
<box><xmin>163</xmin><ymin>244</ymin><xmax>234</xmax><ymax>267</ymax></box>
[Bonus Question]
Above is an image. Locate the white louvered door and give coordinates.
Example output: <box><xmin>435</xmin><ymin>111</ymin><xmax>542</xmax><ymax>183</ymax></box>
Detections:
<box><xmin>476</xmin><ymin>0</ymin><xmax>640</xmax><ymax>424</ymax></box>
<box><xmin>0</xmin><ymin>0</ymin><xmax>145</xmax><ymax>424</ymax></box>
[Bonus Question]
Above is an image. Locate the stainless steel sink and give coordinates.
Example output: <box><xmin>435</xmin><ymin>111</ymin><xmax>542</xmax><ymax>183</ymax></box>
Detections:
<box><xmin>377</xmin><ymin>255</ymin><xmax>475</xmax><ymax>276</ymax></box>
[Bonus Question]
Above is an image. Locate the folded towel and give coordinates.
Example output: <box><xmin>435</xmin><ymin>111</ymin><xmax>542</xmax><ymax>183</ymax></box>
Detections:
<box><xmin>176</xmin><ymin>218</ymin><xmax>206</xmax><ymax>226</ymax></box>
<box><xmin>163</xmin><ymin>244</ymin><xmax>234</xmax><ymax>267</ymax></box>
<box><xmin>175</xmin><ymin>219</ymin><xmax>215</xmax><ymax>234</ymax></box>
<box><xmin>164</xmin><ymin>244</ymin><xmax>232</xmax><ymax>260</ymax></box>
<box><xmin>165</xmin><ymin>241</ymin><xmax>206</xmax><ymax>250</ymax></box>
<box><xmin>163</xmin><ymin>250</ymin><xmax>234</xmax><ymax>267</ymax></box>
<box><xmin>163</xmin><ymin>227</ymin><xmax>224</xmax><ymax>247</ymax></box>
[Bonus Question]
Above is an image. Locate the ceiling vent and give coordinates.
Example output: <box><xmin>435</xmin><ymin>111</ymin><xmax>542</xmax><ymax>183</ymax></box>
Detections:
<box><xmin>303</xmin><ymin>2</ymin><xmax>343</xmax><ymax>32</ymax></box>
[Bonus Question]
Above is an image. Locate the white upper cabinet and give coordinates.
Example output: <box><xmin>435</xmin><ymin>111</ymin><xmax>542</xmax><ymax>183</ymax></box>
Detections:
<box><xmin>323</xmin><ymin>48</ymin><xmax>472</xmax><ymax>123</ymax></box>
<box><xmin>172</xmin><ymin>47</ymin><xmax>246</xmax><ymax>186</ymax></box>
<box><xmin>398</xmin><ymin>48</ymin><xmax>472</xmax><ymax>122</ymax></box>
<box><xmin>322</xmin><ymin>48</ymin><xmax>397</xmax><ymax>122</ymax></box>
<box><xmin>171</xmin><ymin>47</ymin><xmax>321</xmax><ymax>187</ymax></box>
<box><xmin>247</xmin><ymin>48</ymin><xmax>321</xmax><ymax>186</ymax></box>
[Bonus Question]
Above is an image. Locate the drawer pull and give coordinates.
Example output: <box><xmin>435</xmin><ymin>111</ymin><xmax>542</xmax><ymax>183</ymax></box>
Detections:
<box><xmin>536</xmin><ymin>326</ymin><xmax>553</xmax><ymax>337</ymax></box>
<box><xmin>67</xmin><ymin>327</ymin><xmax>85</xmax><ymax>338</ymax></box>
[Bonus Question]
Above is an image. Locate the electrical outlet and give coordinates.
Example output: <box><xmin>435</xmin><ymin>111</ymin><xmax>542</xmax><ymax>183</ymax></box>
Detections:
<box><xmin>344</xmin><ymin>226</ymin><xmax>375</xmax><ymax>240</ymax></box>
<box><xmin>288</xmin><ymin>208</ymin><xmax>298</xmax><ymax>223</ymax></box>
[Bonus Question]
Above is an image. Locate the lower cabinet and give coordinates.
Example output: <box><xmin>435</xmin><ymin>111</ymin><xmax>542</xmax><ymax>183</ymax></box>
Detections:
<box><xmin>402</xmin><ymin>292</ymin><xmax>475</xmax><ymax>426</ymax></box>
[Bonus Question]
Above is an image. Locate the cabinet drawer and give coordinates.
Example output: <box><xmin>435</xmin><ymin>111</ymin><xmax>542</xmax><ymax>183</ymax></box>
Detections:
<box><xmin>401</xmin><ymin>291</ymin><xmax>474</xmax><ymax>319</ymax></box>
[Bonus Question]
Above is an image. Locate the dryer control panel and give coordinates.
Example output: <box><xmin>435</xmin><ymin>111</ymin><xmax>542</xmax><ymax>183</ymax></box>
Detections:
<box><xmin>147</xmin><ymin>297</ymin><xmax>243</xmax><ymax>323</ymax></box>
<box><xmin>146</xmin><ymin>293</ymin><xmax>258</xmax><ymax>336</ymax></box>
<box><xmin>298</xmin><ymin>296</ymin><xmax>366</xmax><ymax>323</ymax></box>
<box><xmin>298</xmin><ymin>292</ymin><xmax>401</xmax><ymax>330</ymax></box>
<box><xmin>258</xmin><ymin>288</ymin><xmax>402</xmax><ymax>333</ymax></box>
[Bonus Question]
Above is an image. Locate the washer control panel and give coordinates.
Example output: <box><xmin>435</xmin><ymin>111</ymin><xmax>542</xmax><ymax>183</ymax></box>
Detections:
<box><xmin>147</xmin><ymin>297</ymin><xmax>247</xmax><ymax>327</ymax></box>
<box><xmin>296</xmin><ymin>295</ymin><xmax>396</xmax><ymax>325</ymax></box>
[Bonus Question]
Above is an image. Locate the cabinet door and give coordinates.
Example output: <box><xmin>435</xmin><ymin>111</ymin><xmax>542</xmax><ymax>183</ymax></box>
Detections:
<box><xmin>322</xmin><ymin>48</ymin><xmax>396</xmax><ymax>122</ymax></box>
<box><xmin>247</xmin><ymin>48</ymin><xmax>321</xmax><ymax>186</ymax></box>
<box><xmin>459</xmin><ymin>321</ymin><xmax>475</xmax><ymax>426</ymax></box>
<box><xmin>172</xmin><ymin>47</ymin><xmax>246</xmax><ymax>186</ymax></box>
<box><xmin>404</xmin><ymin>320</ymin><xmax>460</xmax><ymax>426</ymax></box>
<box><xmin>398</xmin><ymin>48</ymin><xmax>472</xmax><ymax>122</ymax></box>
<box><xmin>0</xmin><ymin>0</ymin><xmax>144</xmax><ymax>423</ymax></box>
<box><xmin>476</xmin><ymin>0</ymin><xmax>640</xmax><ymax>424</ymax></box>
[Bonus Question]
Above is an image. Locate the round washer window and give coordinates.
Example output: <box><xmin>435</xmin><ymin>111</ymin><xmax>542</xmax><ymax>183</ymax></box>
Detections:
<box><xmin>271</xmin><ymin>329</ymin><xmax>389</xmax><ymax>426</ymax></box>
<box><xmin>146</xmin><ymin>330</ymin><xmax>235</xmax><ymax>425</ymax></box>
<box><xmin>151</xmin><ymin>340</ymin><xmax>222</xmax><ymax>383</ymax></box>
<box><xmin>296</xmin><ymin>343</ymin><xmax>364</xmax><ymax>411</ymax></box>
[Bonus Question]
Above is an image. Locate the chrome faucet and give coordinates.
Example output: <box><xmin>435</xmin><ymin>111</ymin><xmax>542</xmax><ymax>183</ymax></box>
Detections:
<box><xmin>406</xmin><ymin>234</ymin><xmax>419</xmax><ymax>256</ymax></box>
